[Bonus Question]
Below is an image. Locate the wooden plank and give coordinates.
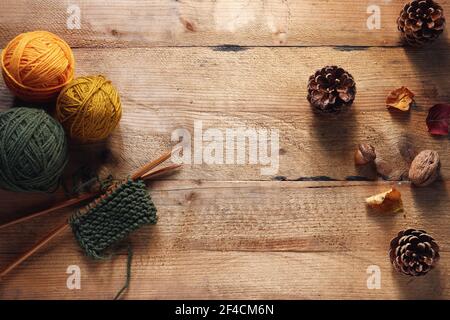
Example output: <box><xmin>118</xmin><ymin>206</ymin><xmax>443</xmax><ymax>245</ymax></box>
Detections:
<box><xmin>1</xmin><ymin>250</ymin><xmax>448</xmax><ymax>299</ymax></box>
<box><xmin>0</xmin><ymin>180</ymin><xmax>448</xmax><ymax>299</ymax></box>
<box><xmin>1</xmin><ymin>0</ymin><xmax>450</xmax><ymax>47</ymax></box>
<box><xmin>1</xmin><ymin>1</ymin><xmax>449</xmax><ymax>300</ymax></box>
<box><xmin>1</xmin><ymin>47</ymin><xmax>448</xmax><ymax>181</ymax></box>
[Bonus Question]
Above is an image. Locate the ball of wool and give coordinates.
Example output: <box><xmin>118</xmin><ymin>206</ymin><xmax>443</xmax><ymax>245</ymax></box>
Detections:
<box><xmin>0</xmin><ymin>107</ymin><xmax>69</xmax><ymax>192</ymax></box>
<box><xmin>1</xmin><ymin>31</ymin><xmax>75</xmax><ymax>102</ymax></box>
<box><xmin>56</xmin><ymin>75</ymin><xmax>122</xmax><ymax>143</ymax></box>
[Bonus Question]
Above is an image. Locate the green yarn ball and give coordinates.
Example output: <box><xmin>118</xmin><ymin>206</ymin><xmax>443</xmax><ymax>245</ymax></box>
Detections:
<box><xmin>0</xmin><ymin>107</ymin><xmax>69</xmax><ymax>192</ymax></box>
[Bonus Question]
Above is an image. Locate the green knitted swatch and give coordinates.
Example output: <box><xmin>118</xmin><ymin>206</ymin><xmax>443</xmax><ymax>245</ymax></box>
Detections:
<box><xmin>69</xmin><ymin>179</ymin><xmax>157</xmax><ymax>259</ymax></box>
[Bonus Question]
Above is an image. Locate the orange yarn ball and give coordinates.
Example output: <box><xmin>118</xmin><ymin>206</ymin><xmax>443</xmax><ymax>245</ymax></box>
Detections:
<box><xmin>1</xmin><ymin>31</ymin><xmax>75</xmax><ymax>102</ymax></box>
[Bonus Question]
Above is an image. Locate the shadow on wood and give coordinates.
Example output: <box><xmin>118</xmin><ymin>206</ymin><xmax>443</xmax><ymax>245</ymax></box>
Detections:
<box><xmin>410</xmin><ymin>181</ymin><xmax>449</xmax><ymax>217</ymax></box>
<box><xmin>404</xmin><ymin>36</ymin><xmax>450</xmax><ymax>103</ymax></box>
<box><xmin>310</xmin><ymin>108</ymin><xmax>356</xmax><ymax>157</ymax></box>
<box><xmin>391</xmin><ymin>267</ymin><xmax>444</xmax><ymax>299</ymax></box>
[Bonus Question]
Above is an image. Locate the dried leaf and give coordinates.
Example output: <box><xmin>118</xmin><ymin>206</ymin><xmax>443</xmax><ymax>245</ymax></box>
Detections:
<box><xmin>365</xmin><ymin>188</ymin><xmax>403</xmax><ymax>213</ymax></box>
<box><xmin>386</xmin><ymin>87</ymin><xmax>415</xmax><ymax>111</ymax></box>
<box><xmin>426</xmin><ymin>104</ymin><xmax>450</xmax><ymax>136</ymax></box>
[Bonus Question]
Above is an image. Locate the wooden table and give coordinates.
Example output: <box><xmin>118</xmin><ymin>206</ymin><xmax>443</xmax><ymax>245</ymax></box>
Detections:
<box><xmin>0</xmin><ymin>0</ymin><xmax>449</xmax><ymax>300</ymax></box>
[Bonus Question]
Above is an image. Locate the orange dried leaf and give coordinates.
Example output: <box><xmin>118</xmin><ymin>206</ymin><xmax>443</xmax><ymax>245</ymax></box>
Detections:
<box><xmin>365</xmin><ymin>188</ymin><xmax>403</xmax><ymax>213</ymax></box>
<box><xmin>386</xmin><ymin>87</ymin><xmax>415</xmax><ymax>111</ymax></box>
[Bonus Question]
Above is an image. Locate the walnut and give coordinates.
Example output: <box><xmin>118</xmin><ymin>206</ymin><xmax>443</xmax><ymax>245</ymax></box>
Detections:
<box><xmin>408</xmin><ymin>150</ymin><xmax>441</xmax><ymax>187</ymax></box>
<box><xmin>354</xmin><ymin>144</ymin><xmax>376</xmax><ymax>165</ymax></box>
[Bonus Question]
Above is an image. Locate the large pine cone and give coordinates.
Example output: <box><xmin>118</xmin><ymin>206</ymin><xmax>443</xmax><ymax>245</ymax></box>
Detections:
<box><xmin>307</xmin><ymin>66</ymin><xmax>356</xmax><ymax>114</ymax></box>
<box><xmin>389</xmin><ymin>229</ymin><xmax>440</xmax><ymax>276</ymax></box>
<box><xmin>397</xmin><ymin>0</ymin><xmax>446</xmax><ymax>46</ymax></box>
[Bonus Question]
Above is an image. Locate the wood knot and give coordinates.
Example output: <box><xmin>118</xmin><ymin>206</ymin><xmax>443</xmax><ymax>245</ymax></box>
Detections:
<box><xmin>180</xmin><ymin>17</ymin><xmax>196</xmax><ymax>32</ymax></box>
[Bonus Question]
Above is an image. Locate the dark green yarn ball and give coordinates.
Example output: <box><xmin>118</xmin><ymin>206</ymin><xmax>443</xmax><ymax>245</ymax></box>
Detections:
<box><xmin>0</xmin><ymin>107</ymin><xmax>69</xmax><ymax>192</ymax></box>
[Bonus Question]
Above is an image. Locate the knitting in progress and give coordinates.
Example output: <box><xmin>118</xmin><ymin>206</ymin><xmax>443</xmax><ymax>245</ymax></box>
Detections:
<box><xmin>0</xmin><ymin>28</ymin><xmax>176</xmax><ymax>300</ymax></box>
<box><xmin>0</xmin><ymin>149</ymin><xmax>180</xmax><ymax>299</ymax></box>
<box><xmin>0</xmin><ymin>107</ymin><xmax>68</xmax><ymax>192</ymax></box>
<box><xmin>70</xmin><ymin>179</ymin><xmax>157</xmax><ymax>299</ymax></box>
<box><xmin>56</xmin><ymin>75</ymin><xmax>122</xmax><ymax>143</ymax></box>
<box><xmin>70</xmin><ymin>179</ymin><xmax>157</xmax><ymax>259</ymax></box>
<box><xmin>1</xmin><ymin>31</ymin><xmax>75</xmax><ymax>102</ymax></box>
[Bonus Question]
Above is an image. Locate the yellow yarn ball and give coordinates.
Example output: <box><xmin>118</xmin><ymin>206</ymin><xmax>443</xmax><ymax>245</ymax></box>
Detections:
<box><xmin>56</xmin><ymin>75</ymin><xmax>122</xmax><ymax>143</ymax></box>
<box><xmin>1</xmin><ymin>31</ymin><xmax>75</xmax><ymax>102</ymax></box>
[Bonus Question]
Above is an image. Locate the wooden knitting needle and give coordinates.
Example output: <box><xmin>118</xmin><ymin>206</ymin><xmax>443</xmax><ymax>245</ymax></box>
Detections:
<box><xmin>131</xmin><ymin>145</ymin><xmax>181</xmax><ymax>180</ymax></box>
<box><xmin>0</xmin><ymin>223</ymin><xmax>69</xmax><ymax>279</ymax></box>
<box><xmin>141</xmin><ymin>164</ymin><xmax>182</xmax><ymax>181</ymax></box>
<box><xmin>0</xmin><ymin>148</ymin><xmax>179</xmax><ymax>230</ymax></box>
<box><xmin>0</xmin><ymin>150</ymin><xmax>180</xmax><ymax>279</ymax></box>
<box><xmin>0</xmin><ymin>192</ymin><xmax>100</xmax><ymax>231</ymax></box>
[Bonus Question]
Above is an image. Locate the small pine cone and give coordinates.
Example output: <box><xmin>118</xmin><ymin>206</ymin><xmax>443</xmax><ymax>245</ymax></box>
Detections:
<box><xmin>307</xmin><ymin>66</ymin><xmax>356</xmax><ymax>114</ymax></box>
<box><xmin>397</xmin><ymin>0</ymin><xmax>446</xmax><ymax>46</ymax></box>
<box><xmin>389</xmin><ymin>228</ymin><xmax>440</xmax><ymax>276</ymax></box>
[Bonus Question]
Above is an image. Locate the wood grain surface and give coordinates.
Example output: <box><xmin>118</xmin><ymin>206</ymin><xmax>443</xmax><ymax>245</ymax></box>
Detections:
<box><xmin>1</xmin><ymin>0</ymin><xmax>450</xmax><ymax>47</ymax></box>
<box><xmin>0</xmin><ymin>0</ymin><xmax>449</xmax><ymax>299</ymax></box>
<box><xmin>1</xmin><ymin>181</ymin><xmax>449</xmax><ymax>299</ymax></box>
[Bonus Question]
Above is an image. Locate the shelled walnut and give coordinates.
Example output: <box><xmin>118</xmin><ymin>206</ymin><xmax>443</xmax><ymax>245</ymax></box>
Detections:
<box><xmin>409</xmin><ymin>150</ymin><xmax>441</xmax><ymax>187</ymax></box>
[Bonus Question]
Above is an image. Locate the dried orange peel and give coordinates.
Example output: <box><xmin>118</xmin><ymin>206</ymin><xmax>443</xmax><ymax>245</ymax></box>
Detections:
<box><xmin>365</xmin><ymin>188</ymin><xmax>403</xmax><ymax>213</ymax></box>
<box><xmin>386</xmin><ymin>87</ymin><xmax>415</xmax><ymax>111</ymax></box>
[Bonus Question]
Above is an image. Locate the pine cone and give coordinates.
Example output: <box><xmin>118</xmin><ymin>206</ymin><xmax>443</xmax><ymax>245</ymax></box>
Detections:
<box><xmin>397</xmin><ymin>0</ymin><xmax>446</xmax><ymax>46</ymax></box>
<box><xmin>307</xmin><ymin>66</ymin><xmax>356</xmax><ymax>114</ymax></box>
<box><xmin>389</xmin><ymin>228</ymin><xmax>440</xmax><ymax>276</ymax></box>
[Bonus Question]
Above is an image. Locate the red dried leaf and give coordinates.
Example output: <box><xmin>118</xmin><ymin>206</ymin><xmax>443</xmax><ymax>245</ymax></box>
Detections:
<box><xmin>426</xmin><ymin>104</ymin><xmax>450</xmax><ymax>136</ymax></box>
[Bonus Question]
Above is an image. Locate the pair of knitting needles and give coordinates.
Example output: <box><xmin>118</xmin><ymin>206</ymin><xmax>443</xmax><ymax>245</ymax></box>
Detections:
<box><xmin>0</xmin><ymin>149</ymin><xmax>181</xmax><ymax>279</ymax></box>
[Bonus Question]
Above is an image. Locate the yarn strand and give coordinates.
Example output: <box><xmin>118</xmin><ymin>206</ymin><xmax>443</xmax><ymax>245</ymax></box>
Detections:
<box><xmin>114</xmin><ymin>245</ymin><xmax>133</xmax><ymax>300</ymax></box>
